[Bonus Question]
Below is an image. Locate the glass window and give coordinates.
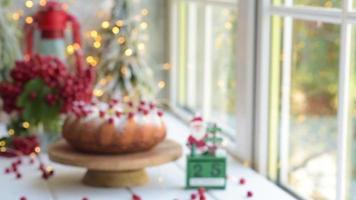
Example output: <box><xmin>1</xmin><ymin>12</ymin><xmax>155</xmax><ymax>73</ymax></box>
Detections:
<box><xmin>269</xmin><ymin>16</ymin><xmax>340</xmax><ymax>199</ymax></box>
<box><xmin>174</xmin><ymin>0</ymin><xmax>238</xmax><ymax>130</ymax></box>
<box><xmin>272</xmin><ymin>0</ymin><xmax>341</xmax><ymax>8</ymax></box>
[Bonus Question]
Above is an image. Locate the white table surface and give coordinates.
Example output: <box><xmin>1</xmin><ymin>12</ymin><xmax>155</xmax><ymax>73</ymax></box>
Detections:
<box><xmin>0</xmin><ymin>114</ymin><xmax>297</xmax><ymax>200</ymax></box>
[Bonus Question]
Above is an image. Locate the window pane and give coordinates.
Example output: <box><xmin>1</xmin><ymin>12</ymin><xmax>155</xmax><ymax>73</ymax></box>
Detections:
<box><xmin>210</xmin><ymin>6</ymin><xmax>237</xmax><ymax>128</ymax></box>
<box><xmin>272</xmin><ymin>0</ymin><xmax>340</xmax><ymax>8</ymax></box>
<box><xmin>269</xmin><ymin>16</ymin><xmax>340</xmax><ymax>199</ymax></box>
<box><xmin>347</xmin><ymin>26</ymin><xmax>356</xmax><ymax>200</ymax></box>
<box><xmin>176</xmin><ymin>1</ymin><xmax>205</xmax><ymax>113</ymax></box>
<box><xmin>175</xmin><ymin>1</ymin><xmax>238</xmax><ymax>129</ymax></box>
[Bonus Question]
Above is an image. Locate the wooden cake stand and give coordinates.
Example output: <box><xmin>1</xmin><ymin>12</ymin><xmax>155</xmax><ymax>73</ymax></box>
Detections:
<box><xmin>48</xmin><ymin>139</ymin><xmax>182</xmax><ymax>188</ymax></box>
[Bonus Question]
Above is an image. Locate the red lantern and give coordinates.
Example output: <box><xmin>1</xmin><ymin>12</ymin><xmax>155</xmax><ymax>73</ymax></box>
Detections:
<box><xmin>24</xmin><ymin>1</ymin><xmax>82</xmax><ymax>67</ymax></box>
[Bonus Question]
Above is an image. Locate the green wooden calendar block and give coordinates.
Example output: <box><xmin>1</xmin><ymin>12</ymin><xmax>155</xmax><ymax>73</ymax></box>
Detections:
<box><xmin>186</xmin><ymin>154</ymin><xmax>226</xmax><ymax>189</ymax></box>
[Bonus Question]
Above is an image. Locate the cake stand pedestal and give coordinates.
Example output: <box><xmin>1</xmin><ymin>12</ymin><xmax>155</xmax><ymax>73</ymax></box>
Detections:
<box><xmin>48</xmin><ymin>139</ymin><xmax>182</xmax><ymax>188</ymax></box>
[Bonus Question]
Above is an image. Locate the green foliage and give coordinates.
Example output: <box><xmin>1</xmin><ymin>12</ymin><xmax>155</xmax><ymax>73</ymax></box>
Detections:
<box><xmin>16</xmin><ymin>79</ymin><xmax>61</xmax><ymax>133</ymax></box>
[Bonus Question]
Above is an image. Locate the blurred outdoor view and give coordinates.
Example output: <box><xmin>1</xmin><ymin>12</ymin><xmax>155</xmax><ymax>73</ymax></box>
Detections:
<box><xmin>270</xmin><ymin>16</ymin><xmax>340</xmax><ymax>200</ymax></box>
<box><xmin>176</xmin><ymin>1</ymin><xmax>237</xmax><ymax>129</ymax></box>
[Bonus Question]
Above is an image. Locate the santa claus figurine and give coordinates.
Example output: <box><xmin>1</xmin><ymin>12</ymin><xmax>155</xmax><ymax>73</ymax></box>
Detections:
<box><xmin>187</xmin><ymin>116</ymin><xmax>207</xmax><ymax>156</ymax></box>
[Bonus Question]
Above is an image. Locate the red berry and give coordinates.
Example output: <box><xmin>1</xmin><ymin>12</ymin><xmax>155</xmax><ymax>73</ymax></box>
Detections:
<box><xmin>199</xmin><ymin>196</ymin><xmax>206</xmax><ymax>200</ymax></box>
<box><xmin>247</xmin><ymin>191</ymin><xmax>253</xmax><ymax>198</ymax></box>
<box><xmin>16</xmin><ymin>173</ymin><xmax>22</xmax><ymax>179</ymax></box>
<box><xmin>239</xmin><ymin>178</ymin><xmax>246</xmax><ymax>185</ymax></box>
<box><xmin>157</xmin><ymin>111</ymin><xmax>163</xmax><ymax>117</ymax></box>
<box><xmin>132</xmin><ymin>194</ymin><xmax>141</xmax><ymax>200</ymax></box>
<box><xmin>4</xmin><ymin>168</ymin><xmax>10</xmax><ymax>174</ymax></box>
<box><xmin>198</xmin><ymin>187</ymin><xmax>205</xmax><ymax>194</ymax></box>
<box><xmin>108</xmin><ymin>118</ymin><xmax>114</xmax><ymax>124</ymax></box>
<box><xmin>128</xmin><ymin>112</ymin><xmax>134</xmax><ymax>119</ymax></box>
<box><xmin>191</xmin><ymin>193</ymin><xmax>197</xmax><ymax>199</ymax></box>
<box><xmin>128</xmin><ymin>101</ymin><xmax>133</xmax><ymax>107</ymax></box>
<box><xmin>20</xmin><ymin>196</ymin><xmax>27</xmax><ymax>200</ymax></box>
<box><xmin>115</xmin><ymin>111</ymin><xmax>122</xmax><ymax>117</ymax></box>
<box><xmin>82</xmin><ymin>197</ymin><xmax>89</xmax><ymax>200</ymax></box>
<box><xmin>99</xmin><ymin>111</ymin><xmax>105</xmax><ymax>118</ymax></box>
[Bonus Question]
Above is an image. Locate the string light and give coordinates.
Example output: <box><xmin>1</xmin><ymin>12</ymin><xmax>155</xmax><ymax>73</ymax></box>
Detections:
<box><xmin>163</xmin><ymin>63</ymin><xmax>171</xmax><ymax>70</ymax></box>
<box><xmin>22</xmin><ymin>122</ymin><xmax>30</xmax><ymax>129</ymax></box>
<box><xmin>0</xmin><ymin>141</ymin><xmax>6</xmax><ymax>147</ymax></box>
<box><xmin>224</xmin><ymin>22</ymin><xmax>232</xmax><ymax>30</ymax></box>
<box><xmin>86</xmin><ymin>56</ymin><xmax>98</xmax><ymax>66</ymax></box>
<box><xmin>11</xmin><ymin>12</ymin><xmax>20</xmax><ymax>21</ymax></box>
<box><xmin>101</xmin><ymin>21</ymin><xmax>110</xmax><ymax>29</ymax></box>
<box><xmin>93</xmin><ymin>89</ymin><xmax>104</xmax><ymax>97</ymax></box>
<box><xmin>93</xmin><ymin>41</ymin><xmax>101</xmax><ymax>48</ymax></box>
<box><xmin>124</xmin><ymin>48</ymin><xmax>133</xmax><ymax>56</ymax></box>
<box><xmin>141</xmin><ymin>8</ymin><xmax>149</xmax><ymax>16</ymax></box>
<box><xmin>137</xmin><ymin>43</ymin><xmax>145</xmax><ymax>51</ymax></box>
<box><xmin>7</xmin><ymin>129</ymin><xmax>15</xmax><ymax>136</ymax></box>
<box><xmin>99</xmin><ymin>78</ymin><xmax>108</xmax><ymax>86</ymax></box>
<box><xmin>34</xmin><ymin>147</ymin><xmax>41</xmax><ymax>153</ymax></box>
<box><xmin>0</xmin><ymin>147</ymin><xmax>6</xmax><ymax>152</ymax></box>
<box><xmin>158</xmin><ymin>81</ymin><xmax>166</xmax><ymax>89</ymax></box>
<box><xmin>73</xmin><ymin>43</ymin><xmax>81</xmax><ymax>50</ymax></box>
<box><xmin>115</xmin><ymin>20</ymin><xmax>124</xmax><ymax>27</ymax></box>
<box><xmin>39</xmin><ymin>0</ymin><xmax>47</xmax><ymax>6</ymax></box>
<box><xmin>140</xmin><ymin>22</ymin><xmax>148</xmax><ymax>30</ymax></box>
<box><xmin>90</xmin><ymin>30</ymin><xmax>98</xmax><ymax>38</ymax></box>
<box><xmin>25</xmin><ymin>0</ymin><xmax>34</xmax><ymax>8</ymax></box>
<box><xmin>25</xmin><ymin>16</ymin><xmax>33</xmax><ymax>24</ymax></box>
<box><xmin>112</xmin><ymin>27</ymin><xmax>120</xmax><ymax>34</ymax></box>
<box><xmin>117</xmin><ymin>36</ymin><xmax>126</xmax><ymax>44</ymax></box>
<box><xmin>66</xmin><ymin>45</ymin><xmax>75</xmax><ymax>55</ymax></box>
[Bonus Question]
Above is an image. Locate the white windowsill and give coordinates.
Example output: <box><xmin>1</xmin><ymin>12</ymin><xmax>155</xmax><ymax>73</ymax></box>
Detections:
<box><xmin>0</xmin><ymin>113</ymin><xmax>297</xmax><ymax>200</ymax></box>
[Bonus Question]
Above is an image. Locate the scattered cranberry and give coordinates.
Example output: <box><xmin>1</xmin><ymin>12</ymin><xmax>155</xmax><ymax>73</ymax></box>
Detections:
<box><xmin>19</xmin><ymin>196</ymin><xmax>27</xmax><ymax>200</ymax></box>
<box><xmin>239</xmin><ymin>178</ymin><xmax>246</xmax><ymax>185</ymax></box>
<box><xmin>157</xmin><ymin>111</ymin><xmax>163</xmax><ymax>117</ymax></box>
<box><xmin>191</xmin><ymin>193</ymin><xmax>197</xmax><ymax>200</ymax></box>
<box><xmin>16</xmin><ymin>173</ymin><xmax>22</xmax><ymax>179</ymax></box>
<box><xmin>82</xmin><ymin>197</ymin><xmax>89</xmax><ymax>200</ymax></box>
<box><xmin>132</xmin><ymin>194</ymin><xmax>141</xmax><ymax>200</ymax></box>
<box><xmin>4</xmin><ymin>168</ymin><xmax>10</xmax><ymax>174</ymax></box>
<box><xmin>128</xmin><ymin>112</ymin><xmax>134</xmax><ymax>119</ymax></box>
<box><xmin>108</xmin><ymin>118</ymin><xmax>114</xmax><ymax>124</ymax></box>
<box><xmin>198</xmin><ymin>187</ymin><xmax>205</xmax><ymax>194</ymax></box>
<box><xmin>247</xmin><ymin>191</ymin><xmax>253</xmax><ymax>198</ymax></box>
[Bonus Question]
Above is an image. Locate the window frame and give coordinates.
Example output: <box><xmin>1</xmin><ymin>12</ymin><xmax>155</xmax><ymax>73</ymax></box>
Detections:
<box><xmin>168</xmin><ymin>0</ymin><xmax>257</xmax><ymax>164</ymax></box>
<box><xmin>256</xmin><ymin>1</ymin><xmax>354</xmax><ymax>200</ymax></box>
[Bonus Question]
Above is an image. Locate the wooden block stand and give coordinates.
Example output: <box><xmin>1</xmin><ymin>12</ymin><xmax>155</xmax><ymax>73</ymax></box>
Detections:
<box><xmin>48</xmin><ymin>139</ymin><xmax>182</xmax><ymax>188</ymax></box>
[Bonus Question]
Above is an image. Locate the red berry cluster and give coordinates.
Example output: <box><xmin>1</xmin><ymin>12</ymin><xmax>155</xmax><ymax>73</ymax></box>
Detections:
<box><xmin>0</xmin><ymin>55</ymin><xmax>94</xmax><ymax>114</ymax></box>
<box><xmin>191</xmin><ymin>187</ymin><xmax>206</xmax><ymax>200</ymax></box>
<box><xmin>12</xmin><ymin>135</ymin><xmax>40</xmax><ymax>155</ymax></box>
<box><xmin>132</xmin><ymin>194</ymin><xmax>141</xmax><ymax>200</ymax></box>
<box><xmin>4</xmin><ymin>156</ymin><xmax>54</xmax><ymax>180</ymax></box>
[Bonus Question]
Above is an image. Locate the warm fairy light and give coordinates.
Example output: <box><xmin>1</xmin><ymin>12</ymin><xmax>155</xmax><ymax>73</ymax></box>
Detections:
<box><xmin>225</xmin><ymin>22</ymin><xmax>232</xmax><ymax>30</ymax></box>
<box><xmin>0</xmin><ymin>141</ymin><xmax>6</xmax><ymax>147</ymax></box>
<box><xmin>34</xmin><ymin>147</ymin><xmax>41</xmax><ymax>153</ymax></box>
<box><xmin>0</xmin><ymin>147</ymin><xmax>6</xmax><ymax>152</ymax></box>
<box><xmin>123</xmin><ymin>95</ymin><xmax>129</xmax><ymax>102</ymax></box>
<box><xmin>90</xmin><ymin>30</ymin><xmax>98</xmax><ymax>38</ymax></box>
<box><xmin>25</xmin><ymin>16</ymin><xmax>33</xmax><ymax>24</ymax></box>
<box><xmin>140</xmin><ymin>22</ymin><xmax>148</xmax><ymax>30</ymax></box>
<box><xmin>124</xmin><ymin>48</ymin><xmax>133</xmax><ymax>56</ymax></box>
<box><xmin>163</xmin><ymin>63</ymin><xmax>171</xmax><ymax>70</ymax></box>
<box><xmin>120</xmin><ymin>66</ymin><xmax>129</xmax><ymax>76</ymax></box>
<box><xmin>39</xmin><ymin>0</ymin><xmax>47</xmax><ymax>6</ymax></box>
<box><xmin>22</xmin><ymin>122</ymin><xmax>30</xmax><ymax>129</ymax></box>
<box><xmin>117</xmin><ymin>36</ymin><xmax>126</xmax><ymax>44</ymax></box>
<box><xmin>12</xmin><ymin>12</ymin><xmax>20</xmax><ymax>21</ymax></box>
<box><xmin>115</xmin><ymin>20</ymin><xmax>124</xmax><ymax>27</ymax></box>
<box><xmin>25</xmin><ymin>0</ymin><xmax>34</xmax><ymax>8</ymax></box>
<box><xmin>93</xmin><ymin>89</ymin><xmax>104</xmax><ymax>97</ymax></box>
<box><xmin>158</xmin><ymin>81</ymin><xmax>166</xmax><ymax>89</ymax></box>
<box><xmin>93</xmin><ymin>41</ymin><xmax>101</xmax><ymax>48</ymax></box>
<box><xmin>99</xmin><ymin>78</ymin><xmax>108</xmax><ymax>86</ymax></box>
<box><xmin>137</xmin><ymin>43</ymin><xmax>145</xmax><ymax>51</ymax></box>
<box><xmin>66</xmin><ymin>45</ymin><xmax>75</xmax><ymax>55</ymax></box>
<box><xmin>112</xmin><ymin>27</ymin><xmax>120</xmax><ymax>34</ymax></box>
<box><xmin>7</xmin><ymin>129</ymin><xmax>15</xmax><ymax>136</ymax></box>
<box><xmin>101</xmin><ymin>21</ymin><xmax>110</xmax><ymax>29</ymax></box>
<box><xmin>141</xmin><ymin>8</ymin><xmax>149</xmax><ymax>16</ymax></box>
<box><xmin>86</xmin><ymin>56</ymin><xmax>97</xmax><ymax>66</ymax></box>
<box><xmin>73</xmin><ymin>43</ymin><xmax>80</xmax><ymax>50</ymax></box>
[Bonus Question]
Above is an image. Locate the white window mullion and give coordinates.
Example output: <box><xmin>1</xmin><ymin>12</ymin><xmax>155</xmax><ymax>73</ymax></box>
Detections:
<box><xmin>169</xmin><ymin>0</ymin><xmax>178</xmax><ymax>107</ymax></box>
<box><xmin>279</xmin><ymin>16</ymin><xmax>293</xmax><ymax>184</ymax></box>
<box><xmin>187</xmin><ymin>3</ymin><xmax>198</xmax><ymax>108</ymax></box>
<box><xmin>203</xmin><ymin>5</ymin><xmax>213</xmax><ymax>118</ymax></box>
<box><xmin>336</xmin><ymin>0</ymin><xmax>351</xmax><ymax>199</ymax></box>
